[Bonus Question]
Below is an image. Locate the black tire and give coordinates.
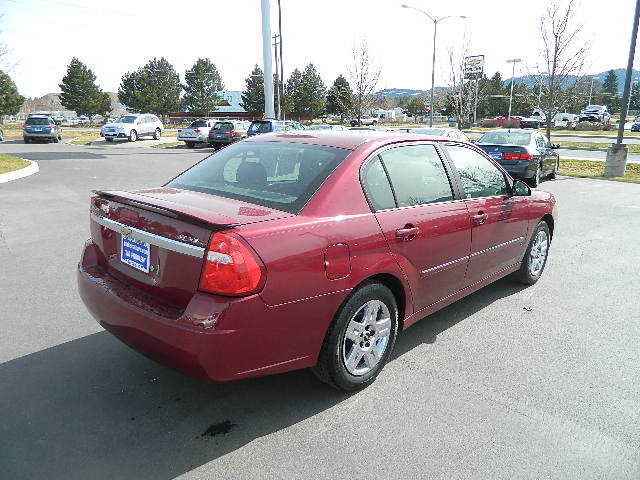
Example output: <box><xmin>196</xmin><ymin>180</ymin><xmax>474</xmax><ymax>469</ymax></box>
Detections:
<box><xmin>528</xmin><ymin>162</ymin><xmax>542</xmax><ymax>187</ymax></box>
<box><xmin>312</xmin><ymin>282</ymin><xmax>398</xmax><ymax>391</ymax></box>
<box><xmin>105</xmin><ymin>138</ymin><xmax>114</xmax><ymax>142</ymax></box>
<box><xmin>24</xmin><ymin>138</ymin><xmax>30</xmax><ymax>144</ymax></box>
<box><xmin>128</xmin><ymin>130</ymin><xmax>137</xmax><ymax>142</ymax></box>
<box><xmin>52</xmin><ymin>135</ymin><xmax>59</xmax><ymax>143</ymax></box>
<box><xmin>0</xmin><ymin>132</ymin><xmax>4</xmax><ymax>142</ymax></box>
<box><xmin>185</xmin><ymin>142</ymin><xmax>195</xmax><ymax>148</ymax></box>
<box><xmin>547</xmin><ymin>159</ymin><xmax>558</xmax><ymax>180</ymax></box>
<box><xmin>513</xmin><ymin>221</ymin><xmax>551</xmax><ymax>285</ymax></box>
<box><xmin>153</xmin><ymin>128</ymin><xmax>161</xmax><ymax>140</ymax></box>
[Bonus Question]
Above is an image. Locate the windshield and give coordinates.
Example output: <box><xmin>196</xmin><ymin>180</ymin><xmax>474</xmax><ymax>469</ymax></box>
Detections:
<box><xmin>408</xmin><ymin>128</ymin><xmax>445</xmax><ymax>136</ymax></box>
<box><xmin>585</xmin><ymin>105</ymin><xmax>602</xmax><ymax>110</ymax></box>
<box><xmin>167</xmin><ymin>141</ymin><xmax>349</xmax><ymax>214</ymax></box>
<box><xmin>477</xmin><ymin>131</ymin><xmax>531</xmax><ymax>146</ymax></box>
<box><xmin>26</xmin><ymin>118</ymin><xmax>51</xmax><ymax>125</ymax></box>
<box><xmin>248</xmin><ymin>121</ymin><xmax>273</xmax><ymax>134</ymax></box>
<box><xmin>116</xmin><ymin>115</ymin><xmax>138</xmax><ymax>124</ymax></box>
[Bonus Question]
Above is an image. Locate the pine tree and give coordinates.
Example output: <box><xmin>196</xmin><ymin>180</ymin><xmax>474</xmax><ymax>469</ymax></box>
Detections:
<box><xmin>59</xmin><ymin>58</ymin><xmax>111</xmax><ymax>117</ymax></box>
<box><xmin>0</xmin><ymin>70</ymin><xmax>25</xmax><ymax>116</ymax></box>
<box><xmin>182</xmin><ymin>58</ymin><xmax>224</xmax><ymax>117</ymax></box>
<box><xmin>118</xmin><ymin>58</ymin><xmax>181</xmax><ymax>118</ymax></box>
<box><xmin>600</xmin><ymin>70</ymin><xmax>620</xmax><ymax>112</ymax></box>
<box><xmin>284</xmin><ymin>68</ymin><xmax>304</xmax><ymax>119</ymax></box>
<box><xmin>326</xmin><ymin>75</ymin><xmax>353</xmax><ymax>119</ymax></box>
<box><xmin>299</xmin><ymin>64</ymin><xmax>326</xmax><ymax>121</ymax></box>
<box><xmin>240</xmin><ymin>65</ymin><xmax>265</xmax><ymax>117</ymax></box>
<box><xmin>629</xmin><ymin>82</ymin><xmax>640</xmax><ymax>111</ymax></box>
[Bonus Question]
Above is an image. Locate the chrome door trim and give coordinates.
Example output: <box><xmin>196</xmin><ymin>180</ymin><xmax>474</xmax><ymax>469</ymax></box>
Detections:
<box><xmin>91</xmin><ymin>212</ymin><xmax>206</xmax><ymax>258</ymax></box>
<box><xmin>469</xmin><ymin>236</ymin><xmax>524</xmax><ymax>258</ymax></box>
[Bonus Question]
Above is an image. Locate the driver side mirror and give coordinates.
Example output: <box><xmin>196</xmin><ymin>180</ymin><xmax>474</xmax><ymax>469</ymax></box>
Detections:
<box><xmin>512</xmin><ymin>179</ymin><xmax>531</xmax><ymax>196</ymax></box>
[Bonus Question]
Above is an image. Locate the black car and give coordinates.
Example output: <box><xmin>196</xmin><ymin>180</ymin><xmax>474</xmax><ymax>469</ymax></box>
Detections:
<box><xmin>631</xmin><ymin>116</ymin><xmax>640</xmax><ymax>132</ymax></box>
<box><xmin>475</xmin><ymin>129</ymin><xmax>560</xmax><ymax>187</ymax></box>
<box><xmin>207</xmin><ymin>120</ymin><xmax>249</xmax><ymax>149</ymax></box>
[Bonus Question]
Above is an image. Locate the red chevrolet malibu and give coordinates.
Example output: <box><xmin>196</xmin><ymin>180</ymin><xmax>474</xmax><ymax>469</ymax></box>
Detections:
<box><xmin>78</xmin><ymin>131</ymin><xmax>556</xmax><ymax>391</ymax></box>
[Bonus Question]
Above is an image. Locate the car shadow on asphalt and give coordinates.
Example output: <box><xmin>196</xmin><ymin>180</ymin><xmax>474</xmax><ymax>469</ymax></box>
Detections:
<box><xmin>0</xmin><ymin>278</ymin><xmax>526</xmax><ymax>480</ymax></box>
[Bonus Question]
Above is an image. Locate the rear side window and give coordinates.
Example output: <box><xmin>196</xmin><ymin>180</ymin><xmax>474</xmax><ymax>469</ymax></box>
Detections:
<box><xmin>248</xmin><ymin>121</ymin><xmax>273</xmax><ymax>134</ymax></box>
<box><xmin>167</xmin><ymin>141</ymin><xmax>349</xmax><ymax>213</ymax></box>
<box><xmin>378</xmin><ymin>145</ymin><xmax>453</xmax><ymax>207</ymax></box>
<box><xmin>361</xmin><ymin>157</ymin><xmax>395</xmax><ymax>211</ymax></box>
<box><xmin>446</xmin><ymin>145</ymin><xmax>509</xmax><ymax>199</ymax></box>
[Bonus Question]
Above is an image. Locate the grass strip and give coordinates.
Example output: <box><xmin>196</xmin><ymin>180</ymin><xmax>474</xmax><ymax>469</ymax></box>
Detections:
<box><xmin>0</xmin><ymin>153</ymin><xmax>30</xmax><ymax>174</ymax></box>
<box><xmin>559</xmin><ymin>141</ymin><xmax>640</xmax><ymax>153</ymax></box>
<box><xmin>559</xmin><ymin>159</ymin><xmax>640</xmax><ymax>184</ymax></box>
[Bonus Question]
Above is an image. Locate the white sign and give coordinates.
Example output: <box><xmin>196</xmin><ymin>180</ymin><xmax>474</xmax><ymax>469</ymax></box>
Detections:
<box><xmin>464</xmin><ymin>55</ymin><xmax>484</xmax><ymax>76</ymax></box>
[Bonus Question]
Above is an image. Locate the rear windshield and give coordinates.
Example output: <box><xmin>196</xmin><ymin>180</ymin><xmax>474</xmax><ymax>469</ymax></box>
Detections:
<box><xmin>116</xmin><ymin>115</ymin><xmax>138</xmax><ymax>124</ymax></box>
<box><xmin>213</xmin><ymin>122</ymin><xmax>234</xmax><ymax>131</ymax></box>
<box><xmin>189</xmin><ymin>120</ymin><xmax>208</xmax><ymax>128</ymax></box>
<box><xmin>408</xmin><ymin>128</ymin><xmax>445</xmax><ymax>136</ymax></box>
<box><xmin>248</xmin><ymin>121</ymin><xmax>273</xmax><ymax>134</ymax></box>
<box><xmin>477</xmin><ymin>131</ymin><xmax>531</xmax><ymax>146</ymax></box>
<box><xmin>26</xmin><ymin>118</ymin><xmax>51</xmax><ymax>125</ymax></box>
<box><xmin>167</xmin><ymin>141</ymin><xmax>349</xmax><ymax>213</ymax></box>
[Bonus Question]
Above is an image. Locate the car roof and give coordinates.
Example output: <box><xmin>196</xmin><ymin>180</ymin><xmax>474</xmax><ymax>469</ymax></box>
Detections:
<box><xmin>242</xmin><ymin>130</ymin><xmax>468</xmax><ymax>150</ymax></box>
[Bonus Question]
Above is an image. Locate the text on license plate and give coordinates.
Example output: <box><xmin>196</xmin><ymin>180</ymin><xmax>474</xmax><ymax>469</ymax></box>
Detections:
<box><xmin>121</xmin><ymin>235</ymin><xmax>150</xmax><ymax>273</ymax></box>
<box><xmin>490</xmin><ymin>152</ymin><xmax>503</xmax><ymax>160</ymax></box>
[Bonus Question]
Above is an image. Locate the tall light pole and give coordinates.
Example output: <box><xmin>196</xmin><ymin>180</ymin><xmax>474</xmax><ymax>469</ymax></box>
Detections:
<box><xmin>588</xmin><ymin>76</ymin><xmax>596</xmax><ymax>105</ymax></box>
<box><xmin>506</xmin><ymin>58</ymin><xmax>521</xmax><ymax>118</ymax></box>
<box><xmin>401</xmin><ymin>4</ymin><xmax>466</xmax><ymax>127</ymax></box>
<box><xmin>260</xmin><ymin>0</ymin><xmax>275</xmax><ymax>119</ymax></box>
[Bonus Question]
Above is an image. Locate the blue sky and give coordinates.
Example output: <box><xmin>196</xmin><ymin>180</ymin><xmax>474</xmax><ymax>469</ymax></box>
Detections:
<box><xmin>0</xmin><ymin>0</ymin><xmax>637</xmax><ymax>97</ymax></box>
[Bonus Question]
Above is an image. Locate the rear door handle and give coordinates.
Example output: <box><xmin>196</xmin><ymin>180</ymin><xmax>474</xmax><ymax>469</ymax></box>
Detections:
<box><xmin>395</xmin><ymin>226</ymin><xmax>420</xmax><ymax>241</ymax></box>
<box><xmin>472</xmin><ymin>213</ymin><xmax>488</xmax><ymax>225</ymax></box>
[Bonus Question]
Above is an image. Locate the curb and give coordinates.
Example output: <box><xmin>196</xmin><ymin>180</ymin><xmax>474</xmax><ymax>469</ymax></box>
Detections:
<box><xmin>0</xmin><ymin>158</ymin><xmax>39</xmax><ymax>184</ymax></box>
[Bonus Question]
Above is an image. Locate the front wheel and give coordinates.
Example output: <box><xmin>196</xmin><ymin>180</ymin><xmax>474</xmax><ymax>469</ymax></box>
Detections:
<box><xmin>513</xmin><ymin>221</ymin><xmax>551</xmax><ymax>285</ymax></box>
<box><xmin>153</xmin><ymin>128</ymin><xmax>161</xmax><ymax>140</ymax></box>
<box><xmin>128</xmin><ymin>130</ymin><xmax>137</xmax><ymax>142</ymax></box>
<box><xmin>528</xmin><ymin>162</ymin><xmax>542</xmax><ymax>187</ymax></box>
<box><xmin>312</xmin><ymin>283</ymin><xmax>398</xmax><ymax>391</ymax></box>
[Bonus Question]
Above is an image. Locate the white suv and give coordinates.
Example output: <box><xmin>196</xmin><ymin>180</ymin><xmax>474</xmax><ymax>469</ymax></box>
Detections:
<box><xmin>101</xmin><ymin>113</ymin><xmax>164</xmax><ymax>142</ymax></box>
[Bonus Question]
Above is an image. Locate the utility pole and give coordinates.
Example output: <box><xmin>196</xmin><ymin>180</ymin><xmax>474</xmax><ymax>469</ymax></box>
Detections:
<box><xmin>273</xmin><ymin>34</ymin><xmax>281</xmax><ymax>119</ymax></box>
<box><xmin>278</xmin><ymin>0</ymin><xmax>285</xmax><ymax>120</ymax></box>
<box><xmin>605</xmin><ymin>0</ymin><xmax>640</xmax><ymax>177</ymax></box>
<box><xmin>260</xmin><ymin>0</ymin><xmax>275</xmax><ymax>118</ymax></box>
<box><xmin>588</xmin><ymin>76</ymin><xmax>596</xmax><ymax>105</ymax></box>
<box><xmin>506</xmin><ymin>58</ymin><xmax>521</xmax><ymax>118</ymax></box>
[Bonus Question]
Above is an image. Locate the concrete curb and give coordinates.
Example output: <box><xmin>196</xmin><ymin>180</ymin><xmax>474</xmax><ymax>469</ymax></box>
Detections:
<box><xmin>0</xmin><ymin>158</ymin><xmax>39</xmax><ymax>184</ymax></box>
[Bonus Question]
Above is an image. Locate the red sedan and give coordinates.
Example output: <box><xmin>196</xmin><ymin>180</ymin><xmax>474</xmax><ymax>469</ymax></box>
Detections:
<box><xmin>78</xmin><ymin>131</ymin><xmax>557</xmax><ymax>391</ymax></box>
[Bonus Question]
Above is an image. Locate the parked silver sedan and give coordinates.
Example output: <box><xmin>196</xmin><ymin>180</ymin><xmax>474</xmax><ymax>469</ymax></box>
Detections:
<box><xmin>177</xmin><ymin>119</ymin><xmax>218</xmax><ymax>147</ymax></box>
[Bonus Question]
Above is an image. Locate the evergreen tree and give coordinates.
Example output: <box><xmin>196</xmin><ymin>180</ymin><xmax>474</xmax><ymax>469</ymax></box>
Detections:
<box><xmin>182</xmin><ymin>58</ymin><xmax>224</xmax><ymax>117</ymax></box>
<box><xmin>0</xmin><ymin>70</ymin><xmax>25</xmax><ymax>116</ymax></box>
<box><xmin>326</xmin><ymin>74</ymin><xmax>353</xmax><ymax>119</ymax></box>
<box><xmin>59</xmin><ymin>58</ymin><xmax>111</xmax><ymax>117</ymax></box>
<box><xmin>403</xmin><ymin>96</ymin><xmax>428</xmax><ymax>120</ymax></box>
<box><xmin>629</xmin><ymin>82</ymin><xmax>640</xmax><ymax>111</ymax></box>
<box><xmin>284</xmin><ymin>68</ymin><xmax>304</xmax><ymax>119</ymax></box>
<box><xmin>118</xmin><ymin>58</ymin><xmax>182</xmax><ymax>118</ymax></box>
<box><xmin>600</xmin><ymin>69</ymin><xmax>619</xmax><ymax>112</ymax></box>
<box><xmin>299</xmin><ymin>63</ymin><xmax>326</xmax><ymax>121</ymax></box>
<box><xmin>240</xmin><ymin>65</ymin><xmax>265</xmax><ymax>116</ymax></box>
<box><xmin>477</xmin><ymin>72</ymin><xmax>508</xmax><ymax>118</ymax></box>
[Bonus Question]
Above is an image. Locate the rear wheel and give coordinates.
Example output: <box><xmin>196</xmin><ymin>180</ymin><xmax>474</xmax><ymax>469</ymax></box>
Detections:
<box><xmin>312</xmin><ymin>283</ymin><xmax>398</xmax><ymax>391</ymax></box>
<box><xmin>153</xmin><ymin>128</ymin><xmax>161</xmax><ymax>140</ymax></box>
<box><xmin>105</xmin><ymin>137</ymin><xmax>114</xmax><ymax>142</ymax></box>
<box><xmin>528</xmin><ymin>162</ymin><xmax>542</xmax><ymax>187</ymax></box>
<box><xmin>52</xmin><ymin>135</ymin><xmax>59</xmax><ymax>143</ymax></box>
<box><xmin>128</xmin><ymin>130</ymin><xmax>137</xmax><ymax>142</ymax></box>
<box><xmin>547</xmin><ymin>159</ymin><xmax>559</xmax><ymax>180</ymax></box>
<box><xmin>24</xmin><ymin>137</ymin><xmax>30</xmax><ymax>144</ymax></box>
<box><xmin>185</xmin><ymin>142</ymin><xmax>195</xmax><ymax>148</ymax></box>
<box><xmin>513</xmin><ymin>221</ymin><xmax>551</xmax><ymax>285</ymax></box>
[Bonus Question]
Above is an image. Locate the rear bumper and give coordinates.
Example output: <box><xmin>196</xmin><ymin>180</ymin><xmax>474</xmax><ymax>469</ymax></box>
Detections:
<box><xmin>178</xmin><ymin>135</ymin><xmax>207</xmax><ymax>143</ymax></box>
<box><xmin>24</xmin><ymin>132</ymin><xmax>56</xmax><ymax>139</ymax></box>
<box><xmin>77</xmin><ymin>241</ymin><xmax>328</xmax><ymax>382</ymax></box>
<box><xmin>498</xmin><ymin>162</ymin><xmax>534</xmax><ymax>179</ymax></box>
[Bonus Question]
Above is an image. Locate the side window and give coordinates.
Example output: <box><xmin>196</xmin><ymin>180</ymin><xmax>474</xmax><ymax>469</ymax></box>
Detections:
<box><xmin>379</xmin><ymin>144</ymin><xmax>454</xmax><ymax>207</ymax></box>
<box><xmin>361</xmin><ymin>157</ymin><xmax>395</xmax><ymax>211</ymax></box>
<box><xmin>446</xmin><ymin>145</ymin><xmax>509</xmax><ymax>199</ymax></box>
<box><xmin>535</xmin><ymin>135</ymin><xmax>545</xmax><ymax>149</ymax></box>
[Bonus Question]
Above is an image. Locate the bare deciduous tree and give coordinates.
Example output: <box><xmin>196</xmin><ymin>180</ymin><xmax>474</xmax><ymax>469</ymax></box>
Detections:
<box><xmin>348</xmin><ymin>41</ymin><xmax>381</xmax><ymax>125</ymax></box>
<box><xmin>538</xmin><ymin>0</ymin><xmax>591</xmax><ymax>138</ymax></box>
<box><xmin>446</xmin><ymin>36</ymin><xmax>477</xmax><ymax>128</ymax></box>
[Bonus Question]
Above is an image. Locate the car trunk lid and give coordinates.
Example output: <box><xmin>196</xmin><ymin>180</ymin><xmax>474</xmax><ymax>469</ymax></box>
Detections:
<box><xmin>477</xmin><ymin>144</ymin><xmax>533</xmax><ymax>165</ymax></box>
<box><xmin>89</xmin><ymin>187</ymin><xmax>292</xmax><ymax>308</ymax></box>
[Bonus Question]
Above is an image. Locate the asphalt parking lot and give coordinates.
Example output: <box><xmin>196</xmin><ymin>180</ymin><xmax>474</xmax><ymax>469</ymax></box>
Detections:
<box><xmin>1</xmin><ymin>141</ymin><xmax>639</xmax><ymax>480</ymax></box>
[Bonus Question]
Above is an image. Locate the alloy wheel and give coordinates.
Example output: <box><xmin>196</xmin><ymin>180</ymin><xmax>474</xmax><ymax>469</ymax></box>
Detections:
<box><xmin>528</xmin><ymin>230</ymin><xmax>549</xmax><ymax>277</ymax></box>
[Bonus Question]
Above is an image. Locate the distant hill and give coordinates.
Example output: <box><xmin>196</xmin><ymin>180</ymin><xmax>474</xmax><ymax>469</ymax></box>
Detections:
<box><xmin>377</xmin><ymin>87</ymin><xmax>449</xmax><ymax>98</ymax></box>
<box><xmin>19</xmin><ymin>92</ymin><xmax>124</xmax><ymax>116</ymax></box>
<box><xmin>508</xmin><ymin>69</ymin><xmax>639</xmax><ymax>92</ymax></box>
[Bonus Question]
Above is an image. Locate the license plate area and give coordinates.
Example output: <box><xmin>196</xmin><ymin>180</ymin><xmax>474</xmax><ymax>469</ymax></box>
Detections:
<box><xmin>489</xmin><ymin>152</ymin><xmax>503</xmax><ymax>160</ymax></box>
<box><xmin>121</xmin><ymin>235</ymin><xmax>150</xmax><ymax>273</ymax></box>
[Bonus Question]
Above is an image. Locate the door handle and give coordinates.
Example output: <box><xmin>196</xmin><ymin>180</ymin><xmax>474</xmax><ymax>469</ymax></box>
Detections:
<box><xmin>395</xmin><ymin>226</ymin><xmax>420</xmax><ymax>241</ymax></box>
<box><xmin>472</xmin><ymin>213</ymin><xmax>488</xmax><ymax>225</ymax></box>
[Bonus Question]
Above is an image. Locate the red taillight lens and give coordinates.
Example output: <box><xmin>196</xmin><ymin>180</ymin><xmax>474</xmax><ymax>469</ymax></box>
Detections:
<box><xmin>177</xmin><ymin>129</ymin><xmax>182</xmax><ymax>133</ymax></box>
<box><xmin>503</xmin><ymin>153</ymin><xmax>534</xmax><ymax>160</ymax></box>
<box><xmin>49</xmin><ymin>125</ymin><xmax>56</xmax><ymax>129</ymax></box>
<box><xmin>230</xmin><ymin>130</ymin><xmax>238</xmax><ymax>135</ymax></box>
<box><xmin>194</xmin><ymin>129</ymin><xmax>201</xmax><ymax>133</ymax></box>
<box><xmin>199</xmin><ymin>232</ymin><xmax>265</xmax><ymax>296</ymax></box>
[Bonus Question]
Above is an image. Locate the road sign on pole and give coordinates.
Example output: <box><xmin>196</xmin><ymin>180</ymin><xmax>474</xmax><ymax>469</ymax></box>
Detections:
<box><xmin>424</xmin><ymin>103</ymin><xmax>431</xmax><ymax>113</ymax></box>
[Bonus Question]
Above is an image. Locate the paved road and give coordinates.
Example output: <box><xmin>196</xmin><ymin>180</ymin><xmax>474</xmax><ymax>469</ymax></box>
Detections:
<box><xmin>1</xmin><ymin>142</ymin><xmax>639</xmax><ymax>480</ymax></box>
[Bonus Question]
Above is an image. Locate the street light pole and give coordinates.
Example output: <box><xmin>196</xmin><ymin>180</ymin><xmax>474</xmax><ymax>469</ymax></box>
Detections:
<box><xmin>588</xmin><ymin>76</ymin><xmax>596</xmax><ymax>105</ymax></box>
<box><xmin>402</xmin><ymin>4</ymin><xmax>466</xmax><ymax>127</ymax></box>
<box><xmin>506</xmin><ymin>58</ymin><xmax>521</xmax><ymax>118</ymax></box>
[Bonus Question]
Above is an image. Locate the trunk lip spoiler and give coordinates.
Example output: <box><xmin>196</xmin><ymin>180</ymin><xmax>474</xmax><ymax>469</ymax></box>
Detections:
<box><xmin>93</xmin><ymin>190</ymin><xmax>235</xmax><ymax>232</ymax></box>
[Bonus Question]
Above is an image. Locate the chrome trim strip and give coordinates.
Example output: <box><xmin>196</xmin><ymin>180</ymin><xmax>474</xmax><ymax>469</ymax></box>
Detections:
<box><xmin>91</xmin><ymin>212</ymin><xmax>206</xmax><ymax>258</ymax></box>
<box><xmin>469</xmin><ymin>236</ymin><xmax>524</xmax><ymax>258</ymax></box>
<box><xmin>420</xmin><ymin>236</ymin><xmax>525</xmax><ymax>277</ymax></box>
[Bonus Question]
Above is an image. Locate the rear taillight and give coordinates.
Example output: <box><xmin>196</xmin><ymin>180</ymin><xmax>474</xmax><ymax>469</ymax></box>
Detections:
<box><xmin>177</xmin><ymin>129</ymin><xmax>182</xmax><ymax>133</ymax></box>
<box><xmin>194</xmin><ymin>129</ymin><xmax>201</xmax><ymax>133</ymax></box>
<box><xmin>49</xmin><ymin>125</ymin><xmax>56</xmax><ymax>129</ymax></box>
<box><xmin>199</xmin><ymin>232</ymin><xmax>265</xmax><ymax>296</ymax></box>
<box><xmin>230</xmin><ymin>130</ymin><xmax>238</xmax><ymax>136</ymax></box>
<box><xmin>22</xmin><ymin>124</ymin><xmax>27</xmax><ymax>129</ymax></box>
<box><xmin>503</xmin><ymin>153</ymin><xmax>534</xmax><ymax>160</ymax></box>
